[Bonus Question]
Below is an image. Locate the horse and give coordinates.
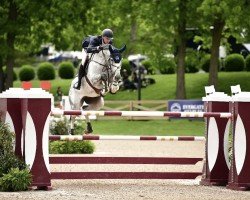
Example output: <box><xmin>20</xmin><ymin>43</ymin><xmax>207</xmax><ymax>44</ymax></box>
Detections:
<box><xmin>68</xmin><ymin>44</ymin><xmax>126</xmax><ymax>134</ymax></box>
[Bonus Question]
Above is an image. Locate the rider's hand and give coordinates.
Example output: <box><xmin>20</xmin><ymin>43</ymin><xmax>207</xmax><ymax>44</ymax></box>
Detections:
<box><xmin>98</xmin><ymin>46</ymin><xmax>104</xmax><ymax>51</ymax></box>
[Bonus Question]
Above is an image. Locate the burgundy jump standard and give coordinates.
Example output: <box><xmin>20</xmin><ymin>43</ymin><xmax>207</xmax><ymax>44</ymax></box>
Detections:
<box><xmin>0</xmin><ymin>97</ymin><xmax>23</xmax><ymax>158</ymax></box>
<box><xmin>200</xmin><ymin>96</ymin><xmax>231</xmax><ymax>186</ymax></box>
<box><xmin>21</xmin><ymin>97</ymin><xmax>51</xmax><ymax>188</ymax></box>
<box><xmin>0</xmin><ymin>89</ymin><xmax>52</xmax><ymax>189</ymax></box>
<box><xmin>227</xmin><ymin>100</ymin><xmax>250</xmax><ymax>190</ymax></box>
<box><xmin>4</xmin><ymin>88</ymin><xmax>250</xmax><ymax>190</ymax></box>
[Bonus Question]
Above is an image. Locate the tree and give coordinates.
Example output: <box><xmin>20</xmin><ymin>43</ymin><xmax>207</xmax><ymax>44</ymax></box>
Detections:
<box><xmin>0</xmin><ymin>0</ymin><xmax>91</xmax><ymax>92</ymax></box>
<box><xmin>198</xmin><ymin>0</ymin><xmax>250</xmax><ymax>89</ymax></box>
<box><xmin>175</xmin><ymin>0</ymin><xmax>187</xmax><ymax>99</ymax></box>
<box><xmin>145</xmin><ymin>0</ymin><xmax>201</xmax><ymax>99</ymax></box>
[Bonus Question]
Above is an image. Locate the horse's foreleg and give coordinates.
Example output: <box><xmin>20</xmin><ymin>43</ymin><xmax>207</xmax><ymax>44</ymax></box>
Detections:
<box><xmin>69</xmin><ymin>116</ymin><xmax>75</xmax><ymax>135</ymax></box>
<box><xmin>84</xmin><ymin>115</ymin><xmax>93</xmax><ymax>134</ymax></box>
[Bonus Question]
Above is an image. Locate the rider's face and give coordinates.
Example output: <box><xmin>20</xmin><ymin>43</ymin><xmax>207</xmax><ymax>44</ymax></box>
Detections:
<box><xmin>103</xmin><ymin>36</ymin><xmax>111</xmax><ymax>44</ymax></box>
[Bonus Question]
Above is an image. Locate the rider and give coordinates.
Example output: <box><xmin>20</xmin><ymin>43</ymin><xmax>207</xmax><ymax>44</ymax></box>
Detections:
<box><xmin>74</xmin><ymin>28</ymin><xmax>114</xmax><ymax>90</ymax></box>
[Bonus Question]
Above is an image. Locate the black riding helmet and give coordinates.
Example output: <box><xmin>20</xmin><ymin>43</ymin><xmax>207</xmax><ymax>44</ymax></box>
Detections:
<box><xmin>102</xmin><ymin>29</ymin><xmax>113</xmax><ymax>39</ymax></box>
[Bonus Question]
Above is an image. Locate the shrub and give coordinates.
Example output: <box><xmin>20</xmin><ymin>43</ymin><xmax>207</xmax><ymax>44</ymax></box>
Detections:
<box><xmin>245</xmin><ymin>54</ymin><xmax>250</xmax><ymax>71</ymax></box>
<box><xmin>18</xmin><ymin>65</ymin><xmax>35</xmax><ymax>81</ymax></box>
<box><xmin>50</xmin><ymin>117</ymin><xmax>68</xmax><ymax>135</ymax></box>
<box><xmin>141</xmin><ymin>60</ymin><xmax>156</xmax><ymax>75</ymax></box>
<box><xmin>37</xmin><ymin>62</ymin><xmax>55</xmax><ymax>80</ymax></box>
<box><xmin>0</xmin><ymin>122</ymin><xmax>31</xmax><ymax>191</ymax></box>
<box><xmin>50</xmin><ymin>117</ymin><xmax>87</xmax><ymax>135</ymax></box>
<box><xmin>3</xmin><ymin>66</ymin><xmax>18</xmax><ymax>81</ymax></box>
<box><xmin>58</xmin><ymin>62</ymin><xmax>75</xmax><ymax>79</ymax></box>
<box><xmin>0</xmin><ymin>122</ymin><xmax>14</xmax><ymax>155</ymax></box>
<box><xmin>224</xmin><ymin>53</ymin><xmax>245</xmax><ymax>71</ymax></box>
<box><xmin>200</xmin><ymin>55</ymin><xmax>221</xmax><ymax>72</ymax></box>
<box><xmin>73</xmin><ymin>120</ymin><xmax>85</xmax><ymax>135</ymax></box>
<box><xmin>49</xmin><ymin>140</ymin><xmax>95</xmax><ymax>154</ymax></box>
<box><xmin>201</xmin><ymin>55</ymin><xmax>210</xmax><ymax>72</ymax></box>
<box><xmin>158</xmin><ymin>58</ymin><xmax>176</xmax><ymax>74</ymax></box>
<box><xmin>122</xmin><ymin>59</ymin><xmax>131</xmax><ymax>75</ymax></box>
<box><xmin>0</xmin><ymin>122</ymin><xmax>27</xmax><ymax>177</ymax></box>
<box><xmin>0</xmin><ymin>168</ymin><xmax>32</xmax><ymax>191</ymax></box>
<box><xmin>185</xmin><ymin>59</ymin><xmax>199</xmax><ymax>73</ymax></box>
<box><xmin>0</xmin><ymin>153</ymin><xmax>26</xmax><ymax>177</ymax></box>
<box><xmin>185</xmin><ymin>50</ymin><xmax>199</xmax><ymax>73</ymax></box>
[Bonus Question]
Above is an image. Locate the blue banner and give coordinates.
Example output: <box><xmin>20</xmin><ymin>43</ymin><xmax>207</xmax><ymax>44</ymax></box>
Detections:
<box><xmin>168</xmin><ymin>100</ymin><xmax>204</xmax><ymax>118</ymax></box>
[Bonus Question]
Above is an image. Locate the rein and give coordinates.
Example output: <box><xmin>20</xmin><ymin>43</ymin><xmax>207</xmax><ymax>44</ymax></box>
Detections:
<box><xmin>85</xmin><ymin>50</ymin><xmax>117</xmax><ymax>96</ymax></box>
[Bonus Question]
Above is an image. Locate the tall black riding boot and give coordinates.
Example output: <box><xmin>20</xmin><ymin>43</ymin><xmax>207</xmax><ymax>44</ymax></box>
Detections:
<box><xmin>74</xmin><ymin>63</ymin><xmax>85</xmax><ymax>90</ymax></box>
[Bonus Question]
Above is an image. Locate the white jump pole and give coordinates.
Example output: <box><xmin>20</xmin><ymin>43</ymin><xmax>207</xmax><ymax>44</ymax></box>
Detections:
<box><xmin>51</xmin><ymin>110</ymin><xmax>232</xmax><ymax>118</ymax></box>
<box><xmin>49</xmin><ymin>135</ymin><xmax>205</xmax><ymax>141</ymax></box>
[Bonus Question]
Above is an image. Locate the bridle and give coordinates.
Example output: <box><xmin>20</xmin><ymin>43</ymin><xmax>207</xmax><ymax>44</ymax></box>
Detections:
<box><xmin>85</xmin><ymin>49</ymin><xmax>121</xmax><ymax>96</ymax></box>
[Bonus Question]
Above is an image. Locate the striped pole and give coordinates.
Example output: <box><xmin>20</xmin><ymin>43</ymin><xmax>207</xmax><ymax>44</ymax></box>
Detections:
<box><xmin>49</xmin><ymin>135</ymin><xmax>205</xmax><ymax>141</ymax></box>
<box><xmin>51</xmin><ymin>110</ymin><xmax>232</xmax><ymax>118</ymax></box>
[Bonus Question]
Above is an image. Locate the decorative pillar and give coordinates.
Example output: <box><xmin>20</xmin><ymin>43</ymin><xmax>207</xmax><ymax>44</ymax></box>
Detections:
<box><xmin>0</xmin><ymin>88</ymin><xmax>53</xmax><ymax>189</ymax></box>
<box><xmin>20</xmin><ymin>89</ymin><xmax>52</xmax><ymax>189</ymax></box>
<box><xmin>0</xmin><ymin>89</ymin><xmax>25</xmax><ymax>158</ymax></box>
<box><xmin>200</xmin><ymin>91</ymin><xmax>231</xmax><ymax>186</ymax></box>
<box><xmin>227</xmin><ymin>93</ymin><xmax>250</xmax><ymax>190</ymax></box>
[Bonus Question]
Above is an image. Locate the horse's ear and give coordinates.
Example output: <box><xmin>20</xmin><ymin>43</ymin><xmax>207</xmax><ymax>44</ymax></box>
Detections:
<box><xmin>118</xmin><ymin>44</ymin><xmax>126</xmax><ymax>53</ymax></box>
<box><xmin>109</xmin><ymin>45</ymin><xmax>114</xmax><ymax>54</ymax></box>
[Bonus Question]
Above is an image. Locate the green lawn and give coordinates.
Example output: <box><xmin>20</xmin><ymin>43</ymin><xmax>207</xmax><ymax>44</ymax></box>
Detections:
<box><xmin>90</xmin><ymin>119</ymin><xmax>204</xmax><ymax>136</ymax></box>
<box><xmin>14</xmin><ymin>72</ymin><xmax>250</xmax><ymax>100</ymax></box>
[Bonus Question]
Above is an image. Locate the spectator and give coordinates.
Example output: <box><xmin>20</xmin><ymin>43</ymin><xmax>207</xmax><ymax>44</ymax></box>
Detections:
<box><xmin>121</xmin><ymin>69</ymin><xmax>136</xmax><ymax>90</ymax></box>
<box><xmin>56</xmin><ymin>86</ymin><xmax>63</xmax><ymax>101</ymax></box>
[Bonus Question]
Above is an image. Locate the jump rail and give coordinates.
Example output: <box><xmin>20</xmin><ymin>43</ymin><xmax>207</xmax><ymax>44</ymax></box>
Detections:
<box><xmin>51</xmin><ymin>172</ymin><xmax>202</xmax><ymax>180</ymax></box>
<box><xmin>50</xmin><ymin>156</ymin><xmax>203</xmax><ymax>180</ymax></box>
<box><xmin>49</xmin><ymin>135</ymin><xmax>205</xmax><ymax>141</ymax></box>
<box><xmin>49</xmin><ymin>156</ymin><xmax>203</xmax><ymax>165</ymax></box>
<box><xmin>51</xmin><ymin>110</ymin><xmax>232</xmax><ymax>118</ymax></box>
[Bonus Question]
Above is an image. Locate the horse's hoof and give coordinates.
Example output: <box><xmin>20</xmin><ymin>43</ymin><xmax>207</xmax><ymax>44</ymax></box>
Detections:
<box><xmin>84</xmin><ymin>130</ymin><xmax>92</xmax><ymax>135</ymax></box>
<box><xmin>86</xmin><ymin>122</ymin><xmax>93</xmax><ymax>133</ymax></box>
<box><xmin>70</xmin><ymin>129</ymin><xmax>74</xmax><ymax>135</ymax></box>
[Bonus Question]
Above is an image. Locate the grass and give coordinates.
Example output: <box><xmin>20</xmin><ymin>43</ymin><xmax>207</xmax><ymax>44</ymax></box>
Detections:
<box><xmin>89</xmin><ymin>119</ymin><xmax>205</xmax><ymax>136</ymax></box>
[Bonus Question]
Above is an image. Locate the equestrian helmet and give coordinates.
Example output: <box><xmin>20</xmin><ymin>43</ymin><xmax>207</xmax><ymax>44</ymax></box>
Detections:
<box><xmin>102</xmin><ymin>29</ymin><xmax>113</xmax><ymax>39</ymax></box>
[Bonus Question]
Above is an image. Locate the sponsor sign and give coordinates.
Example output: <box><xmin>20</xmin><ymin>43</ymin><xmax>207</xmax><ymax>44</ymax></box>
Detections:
<box><xmin>168</xmin><ymin>100</ymin><xmax>204</xmax><ymax>119</ymax></box>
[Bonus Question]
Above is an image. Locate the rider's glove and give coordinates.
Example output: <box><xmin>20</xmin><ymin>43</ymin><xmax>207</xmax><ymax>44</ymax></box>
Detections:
<box><xmin>97</xmin><ymin>46</ymin><xmax>103</xmax><ymax>51</ymax></box>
